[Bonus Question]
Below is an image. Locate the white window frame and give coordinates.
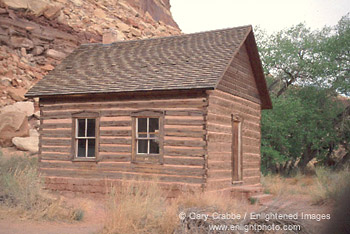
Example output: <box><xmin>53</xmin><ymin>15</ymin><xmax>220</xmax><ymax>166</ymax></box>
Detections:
<box><xmin>75</xmin><ymin>118</ymin><xmax>96</xmax><ymax>158</ymax></box>
<box><xmin>136</xmin><ymin>117</ymin><xmax>159</xmax><ymax>155</ymax></box>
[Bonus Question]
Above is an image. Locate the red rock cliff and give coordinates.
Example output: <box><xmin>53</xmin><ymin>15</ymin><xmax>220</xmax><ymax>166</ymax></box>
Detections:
<box><xmin>0</xmin><ymin>0</ymin><xmax>181</xmax><ymax>106</ymax></box>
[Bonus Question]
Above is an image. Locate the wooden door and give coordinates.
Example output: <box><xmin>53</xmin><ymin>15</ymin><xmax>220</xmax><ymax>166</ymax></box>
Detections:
<box><xmin>231</xmin><ymin>115</ymin><xmax>242</xmax><ymax>182</ymax></box>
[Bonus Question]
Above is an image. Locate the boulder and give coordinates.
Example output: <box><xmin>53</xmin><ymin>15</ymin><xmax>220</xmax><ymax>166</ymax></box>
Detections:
<box><xmin>43</xmin><ymin>5</ymin><xmax>62</xmax><ymax>20</ymax></box>
<box><xmin>70</xmin><ymin>0</ymin><xmax>82</xmax><ymax>7</ymax></box>
<box><xmin>116</xmin><ymin>21</ymin><xmax>130</xmax><ymax>33</ymax></box>
<box><xmin>130</xmin><ymin>27</ymin><xmax>142</xmax><ymax>37</ymax></box>
<box><xmin>1</xmin><ymin>0</ymin><xmax>49</xmax><ymax>15</ymax></box>
<box><xmin>94</xmin><ymin>8</ymin><xmax>106</xmax><ymax>19</ymax></box>
<box><xmin>7</xmin><ymin>90</ymin><xmax>25</xmax><ymax>102</ymax></box>
<box><xmin>0</xmin><ymin>111</ymin><xmax>29</xmax><ymax>147</ymax></box>
<box><xmin>102</xmin><ymin>31</ymin><xmax>125</xmax><ymax>44</ymax></box>
<box><xmin>33</xmin><ymin>110</ymin><xmax>40</xmax><ymax>119</ymax></box>
<box><xmin>10</xmin><ymin>37</ymin><xmax>34</xmax><ymax>49</ymax></box>
<box><xmin>46</xmin><ymin>49</ymin><xmax>66</xmax><ymax>60</ymax></box>
<box><xmin>12</xmin><ymin>129</ymin><xmax>39</xmax><ymax>153</ymax></box>
<box><xmin>32</xmin><ymin>46</ymin><xmax>44</xmax><ymax>56</ymax></box>
<box><xmin>0</xmin><ymin>101</ymin><xmax>34</xmax><ymax>117</ymax></box>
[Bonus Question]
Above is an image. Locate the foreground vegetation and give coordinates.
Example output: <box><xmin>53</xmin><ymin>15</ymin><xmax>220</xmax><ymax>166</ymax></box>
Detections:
<box><xmin>262</xmin><ymin>166</ymin><xmax>350</xmax><ymax>204</ymax></box>
<box><xmin>101</xmin><ymin>180</ymin><xmax>251</xmax><ymax>234</ymax></box>
<box><xmin>0</xmin><ymin>152</ymin><xmax>84</xmax><ymax>221</ymax></box>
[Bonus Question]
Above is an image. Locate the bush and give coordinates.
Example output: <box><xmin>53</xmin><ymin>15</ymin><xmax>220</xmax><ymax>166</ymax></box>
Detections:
<box><xmin>0</xmin><ymin>155</ymin><xmax>84</xmax><ymax>221</ymax></box>
<box><xmin>102</xmin><ymin>180</ymin><xmax>177</xmax><ymax>234</ymax></box>
<box><xmin>312</xmin><ymin>166</ymin><xmax>350</xmax><ymax>204</ymax></box>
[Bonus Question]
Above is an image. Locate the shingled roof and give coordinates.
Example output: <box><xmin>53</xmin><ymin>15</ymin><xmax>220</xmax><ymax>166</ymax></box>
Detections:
<box><xmin>26</xmin><ymin>25</ymin><xmax>271</xmax><ymax>108</ymax></box>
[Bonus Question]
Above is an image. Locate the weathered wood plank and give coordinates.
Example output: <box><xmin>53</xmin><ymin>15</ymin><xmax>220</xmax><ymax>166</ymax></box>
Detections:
<box><xmin>42</xmin><ymin>146</ymin><xmax>71</xmax><ymax>153</ymax></box>
<box><xmin>100</xmin><ymin>145</ymin><xmax>131</xmax><ymax>153</ymax></box>
<box><xmin>164</xmin><ymin>147</ymin><xmax>206</xmax><ymax>157</ymax></box>
<box><xmin>100</xmin><ymin>120</ymin><xmax>131</xmax><ymax>127</ymax></box>
<box><xmin>164</xmin><ymin>139</ymin><xmax>205</xmax><ymax>147</ymax></box>
<box><xmin>165</xmin><ymin>128</ymin><xmax>205</xmax><ymax>138</ymax></box>
<box><xmin>41</xmin><ymin>122</ymin><xmax>71</xmax><ymax>129</ymax></box>
<box><xmin>42</xmin><ymin>139</ymin><xmax>71</xmax><ymax>146</ymax></box>
<box><xmin>100</xmin><ymin>130</ymin><xmax>131</xmax><ymax>136</ymax></box>
<box><xmin>164</xmin><ymin>156</ymin><xmax>204</xmax><ymax>166</ymax></box>
<box><xmin>165</xmin><ymin>119</ymin><xmax>205</xmax><ymax>126</ymax></box>
<box><xmin>40</xmin><ymin>153</ymin><xmax>70</xmax><ymax>161</ymax></box>
<box><xmin>41</xmin><ymin>130</ymin><xmax>71</xmax><ymax>138</ymax></box>
<box><xmin>100</xmin><ymin>137</ymin><xmax>131</xmax><ymax>145</ymax></box>
<box><xmin>40</xmin><ymin>168</ymin><xmax>205</xmax><ymax>184</ymax></box>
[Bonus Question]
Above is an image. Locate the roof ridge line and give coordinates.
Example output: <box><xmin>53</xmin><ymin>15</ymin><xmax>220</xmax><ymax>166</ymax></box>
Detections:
<box><xmin>80</xmin><ymin>25</ymin><xmax>253</xmax><ymax>47</ymax></box>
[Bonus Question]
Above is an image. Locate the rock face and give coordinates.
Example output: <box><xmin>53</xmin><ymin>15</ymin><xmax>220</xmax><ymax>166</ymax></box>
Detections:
<box><xmin>0</xmin><ymin>0</ymin><xmax>181</xmax><ymax>107</ymax></box>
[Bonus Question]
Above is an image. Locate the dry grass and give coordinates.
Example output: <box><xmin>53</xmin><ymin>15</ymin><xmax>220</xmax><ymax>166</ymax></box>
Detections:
<box><xmin>261</xmin><ymin>172</ymin><xmax>315</xmax><ymax>196</ymax></box>
<box><xmin>101</xmin><ymin>180</ymin><xmax>250</xmax><ymax>234</ymax></box>
<box><xmin>311</xmin><ymin>166</ymin><xmax>350</xmax><ymax>204</ymax></box>
<box><xmin>101</xmin><ymin>180</ymin><xmax>176</xmax><ymax>234</ymax></box>
<box><xmin>0</xmin><ymin>155</ymin><xmax>84</xmax><ymax>221</ymax></box>
<box><xmin>261</xmin><ymin>167</ymin><xmax>350</xmax><ymax>204</ymax></box>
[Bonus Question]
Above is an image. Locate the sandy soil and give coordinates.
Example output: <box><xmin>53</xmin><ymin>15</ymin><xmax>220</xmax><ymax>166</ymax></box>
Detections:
<box><xmin>0</xmin><ymin>192</ymin><xmax>106</xmax><ymax>234</ymax></box>
<box><xmin>261</xmin><ymin>194</ymin><xmax>334</xmax><ymax>234</ymax></box>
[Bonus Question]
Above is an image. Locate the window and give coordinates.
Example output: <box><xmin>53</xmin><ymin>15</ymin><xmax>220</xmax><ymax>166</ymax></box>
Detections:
<box><xmin>131</xmin><ymin>110</ymin><xmax>164</xmax><ymax>164</ymax></box>
<box><xmin>231</xmin><ymin>114</ymin><xmax>243</xmax><ymax>182</ymax></box>
<box><xmin>137</xmin><ymin>118</ymin><xmax>160</xmax><ymax>154</ymax></box>
<box><xmin>76</xmin><ymin>119</ymin><xmax>96</xmax><ymax>157</ymax></box>
<box><xmin>72</xmin><ymin>111</ymin><xmax>99</xmax><ymax>161</ymax></box>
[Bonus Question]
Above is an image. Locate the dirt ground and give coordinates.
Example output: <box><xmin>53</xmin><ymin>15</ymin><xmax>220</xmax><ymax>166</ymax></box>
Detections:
<box><xmin>0</xmin><ymin>192</ymin><xmax>106</xmax><ymax>234</ymax></box>
<box><xmin>0</xmin><ymin>191</ymin><xmax>334</xmax><ymax>234</ymax></box>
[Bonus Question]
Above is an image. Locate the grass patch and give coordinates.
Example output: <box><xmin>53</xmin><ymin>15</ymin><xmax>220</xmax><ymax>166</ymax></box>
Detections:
<box><xmin>102</xmin><ymin>180</ymin><xmax>177</xmax><ymax>234</ymax></box>
<box><xmin>0</xmin><ymin>155</ymin><xmax>84</xmax><ymax>221</ymax></box>
<box><xmin>262</xmin><ymin>167</ymin><xmax>350</xmax><ymax>204</ymax></box>
<box><xmin>311</xmin><ymin>166</ymin><xmax>350</xmax><ymax>204</ymax></box>
<box><xmin>101</xmin><ymin>180</ymin><xmax>250</xmax><ymax>234</ymax></box>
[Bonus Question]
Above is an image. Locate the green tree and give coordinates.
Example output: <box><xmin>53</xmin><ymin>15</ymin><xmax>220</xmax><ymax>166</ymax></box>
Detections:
<box><xmin>258</xmin><ymin>14</ymin><xmax>350</xmax><ymax>174</ymax></box>
<box><xmin>261</xmin><ymin>87</ymin><xmax>342</xmax><ymax>174</ymax></box>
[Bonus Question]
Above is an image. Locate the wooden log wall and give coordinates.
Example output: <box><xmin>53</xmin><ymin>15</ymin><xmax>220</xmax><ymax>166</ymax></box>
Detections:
<box><xmin>205</xmin><ymin>42</ymin><xmax>262</xmax><ymax>192</ymax></box>
<box><xmin>39</xmin><ymin>91</ymin><xmax>207</xmax><ymax>192</ymax></box>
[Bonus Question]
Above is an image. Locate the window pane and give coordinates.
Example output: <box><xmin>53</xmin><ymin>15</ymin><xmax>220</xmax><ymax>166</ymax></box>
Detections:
<box><xmin>77</xmin><ymin>139</ymin><xmax>86</xmax><ymax>157</ymax></box>
<box><xmin>77</xmin><ymin>119</ymin><xmax>85</xmax><ymax>137</ymax></box>
<box><xmin>149</xmin><ymin>118</ymin><xmax>159</xmax><ymax>133</ymax></box>
<box><xmin>87</xmin><ymin>139</ymin><xmax>95</xmax><ymax>157</ymax></box>
<box><xmin>137</xmin><ymin>118</ymin><xmax>147</xmax><ymax>133</ymax></box>
<box><xmin>87</xmin><ymin>119</ymin><xmax>96</xmax><ymax>137</ymax></box>
<box><xmin>138</xmin><ymin>139</ymin><xmax>148</xmax><ymax>154</ymax></box>
<box><xmin>150</xmin><ymin>139</ymin><xmax>159</xmax><ymax>154</ymax></box>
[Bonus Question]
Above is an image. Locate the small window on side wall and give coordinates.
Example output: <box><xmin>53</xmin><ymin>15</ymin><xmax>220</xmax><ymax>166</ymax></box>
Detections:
<box><xmin>131</xmin><ymin>110</ymin><xmax>164</xmax><ymax>164</ymax></box>
<box><xmin>72</xmin><ymin>111</ymin><xmax>99</xmax><ymax>161</ymax></box>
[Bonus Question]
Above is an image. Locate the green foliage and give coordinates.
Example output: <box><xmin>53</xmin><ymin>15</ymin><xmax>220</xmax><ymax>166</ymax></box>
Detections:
<box><xmin>248</xmin><ymin>197</ymin><xmax>257</xmax><ymax>205</ymax></box>
<box><xmin>72</xmin><ymin>208</ymin><xmax>85</xmax><ymax>221</ymax></box>
<box><xmin>319</xmin><ymin>13</ymin><xmax>350</xmax><ymax>96</ymax></box>
<box><xmin>261</xmin><ymin>87</ymin><xmax>342</xmax><ymax>174</ymax></box>
<box><xmin>258</xmin><ymin>14</ymin><xmax>350</xmax><ymax>174</ymax></box>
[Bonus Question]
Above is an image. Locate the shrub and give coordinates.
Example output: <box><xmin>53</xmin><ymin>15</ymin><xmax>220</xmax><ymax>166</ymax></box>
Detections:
<box><xmin>0</xmin><ymin>155</ymin><xmax>84</xmax><ymax>221</ymax></box>
<box><xmin>312</xmin><ymin>166</ymin><xmax>350</xmax><ymax>204</ymax></box>
<box><xmin>102</xmin><ymin>180</ymin><xmax>177</xmax><ymax>234</ymax></box>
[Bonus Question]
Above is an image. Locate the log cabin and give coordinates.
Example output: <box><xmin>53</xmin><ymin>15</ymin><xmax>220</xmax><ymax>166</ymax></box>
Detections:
<box><xmin>25</xmin><ymin>25</ymin><xmax>272</xmax><ymax>196</ymax></box>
